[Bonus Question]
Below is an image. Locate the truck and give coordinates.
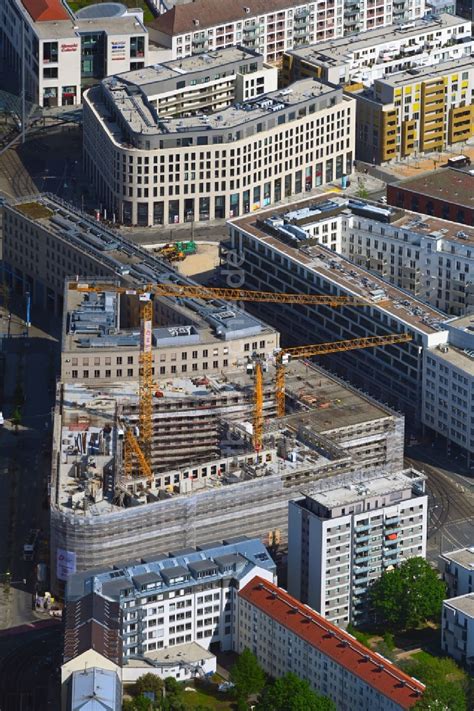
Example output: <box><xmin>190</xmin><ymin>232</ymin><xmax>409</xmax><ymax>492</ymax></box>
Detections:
<box><xmin>157</xmin><ymin>241</ymin><xmax>197</xmax><ymax>262</ymax></box>
<box><xmin>23</xmin><ymin>529</ymin><xmax>40</xmax><ymax>561</ymax></box>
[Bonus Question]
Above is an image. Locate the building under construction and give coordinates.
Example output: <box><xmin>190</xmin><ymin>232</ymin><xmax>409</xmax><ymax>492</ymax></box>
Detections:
<box><xmin>51</xmin><ymin>281</ymin><xmax>405</xmax><ymax>594</ymax></box>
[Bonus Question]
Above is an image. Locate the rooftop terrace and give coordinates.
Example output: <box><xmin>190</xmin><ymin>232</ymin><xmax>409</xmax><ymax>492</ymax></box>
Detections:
<box><xmin>285</xmin><ymin>13</ymin><xmax>470</xmax><ymax>65</ymax></box>
<box><xmin>101</xmin><ymin>77</ymin><xmax>339</xmax><ymax>136</ymax></box>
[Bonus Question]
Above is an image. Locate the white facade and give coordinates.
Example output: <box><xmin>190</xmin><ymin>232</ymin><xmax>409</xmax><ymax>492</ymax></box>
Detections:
<box><xmin>65</xmin><ymin>539</ymin><xmax>276</xmax><ymax>660</ymax></box>
<box><xmin>149</xmin><ymin>2</ymin><xmax>346</xmax><ymax>66</ymax></box>
<box><xmin>442</xmin><ymin>594</ymin><xmax>474</xmax><ymax>672</ymax></box>
<box><xmin>287</xmin><ymin>468</ymin><xmax>428</xmax><ymax>627</ymax></box>
<box><xmin>440</xmin><ymin>548</ymin><xmax>474</xmax><ymax>597</ymax></box>
<box><xmin>423</xmin><ymin>315</ymin><xmax>474</xmax><ymax>463</ymax></box>
<box><xmin>237</xmin><ymin>577</ymin><xmax>426</xmax><ymax>711</ymax></box>
<box><xmin>0</xmin><ymin>0</ymin><xmax>148</xmax><ymax>107</ymax></box>
<box><xmin>341</xmin><ymin>211</ymin><xmax>474</xmax><ymax>316</ymax></box>
<box><xmin>284</xmin><ymin>14</ymin><xmax>472</xmax><ymax>87</ymax></box>
<box><xmin>83</xmin><ymin>77</ymin><xmax>355</xmax><ymax>226</ymax></box>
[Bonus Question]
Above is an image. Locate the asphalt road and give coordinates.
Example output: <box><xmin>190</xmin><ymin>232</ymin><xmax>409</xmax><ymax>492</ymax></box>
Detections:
<box><xmin>0</xmin><ymin>312</ymin><xmax>57</xmax><ymax>630</ymax></box>
<box><xmin>405</xmin><ymin>444</ymin><xmax>474</xmax><ymax>561</ymax></box>
<box><xmin>0</xmin><ymin>620</ymin><xmax>62</xmax><ymax>710</ymax></box>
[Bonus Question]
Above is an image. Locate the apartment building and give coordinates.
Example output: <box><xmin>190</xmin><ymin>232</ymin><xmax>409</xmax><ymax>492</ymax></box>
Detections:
<box><xmin>353</xmin><ymin>58</ymin><xmax>474</xmax><ymax>164</ymax></box>
<box><xmin>83</xmin><ymin>73</ymin><xmax>355</xmax><ymax>226</ymax></box>
<box><xmin>342</xmin><ymin>209</ymin><xmax>474</xmax><ymax>316</ymax></box>
<box><xmin>287</xmin><ymin>468</ymin><xmax>428</xmax><ymax>627</ymax></box>
<box><xmin>237</xmin><ymin>577</ymin><xmax>426</xmax><ymax>710</ymax></box>
<box><xmin>227</xmin><ymin>195</ymin><xmax>451</xmax><ymax>426</ymax></box>
<box><xmin>387</xmin><ymin>168</ymin><xmax>474</xmax><ymax>226</ymax></box>
<box><xmin>440</xmin><ymin>548</ymin><xmax>474</xmax><ymax>597</ymax></box>
<box><xmin>422</xmin><ymin>315</ymin><xmax>474</xmax><ymax>465</ymax></box>
<box><xmin>0</xmin><ymin>0</ymin><xmax>148</xmax><ymax>107</ymax></box>
<box><xmin>282</xmin><ymin>13</ymin><xmax>472</xmax><ymax>88</ymax></box>
<box><xmin>147</xmin><ymin>0</ymin><xmax>345</xmax><ymax>66</ymax></box>
<box><xmin>64</xmin><ymin>538</ymin><xmax>276</xmax><ymax>662</ymax></box>
<box><xmin>121</xmin><ymin>47</ymin><xmax>278</xmax><ymax>120</ymax></box>
<box><xmin>442</xmin><ymin>594</ymin><xmax>474</xmax><ymax>672</ymax></box>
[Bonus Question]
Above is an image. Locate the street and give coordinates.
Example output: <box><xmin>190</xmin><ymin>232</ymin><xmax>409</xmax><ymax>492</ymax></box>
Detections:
<box><xmin>405</xmin><ymin>443</ymin><xmax>474</xmax><ymax>561</ymax></box>
<box><xmin>0</xmin><ymin>302</ymin><xmax>57</xmax><ymax>631</ymax></box>
<box><xmin>0</xmin><ymin>620</ymin><xmax>62</xmax><ymax>711</ymax></box>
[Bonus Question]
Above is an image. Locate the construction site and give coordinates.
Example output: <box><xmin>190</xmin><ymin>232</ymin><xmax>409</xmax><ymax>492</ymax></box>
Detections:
<box><xmin>50</xmin><ymin>277</ymin><xmax>407</xmax><ymax>594</ymax></box>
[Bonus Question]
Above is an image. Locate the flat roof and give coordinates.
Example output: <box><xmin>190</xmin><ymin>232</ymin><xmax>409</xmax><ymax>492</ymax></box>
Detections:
<box><xmin>301</xmin><ymin>468</ymin><xmax>425</xmax><ymax>508</ymax></box>
<box><xmin>390</xmin><ymin>213</ymin><xmax>474</xmax><ymax>245</ymax></box>
<box><xmin>121</xmin><ymin>46</ymin><xmax>263</xmax><ymax>90</ymax></box>
<box><xmin>239</xmin><ymin>577</ymin><xmax>425</xmax><ymax>709</ymax></box>
<box><xmin>285</xmin><ymin>14</ymin><xmax>469</xmax><ymax>65</ymax></box>
<box><xmin>230</xmin><ymin>194</ymin><xmax>449</xmax><ymax>336</ymax></box>
<box><xmin>441</xmin><ymin>547</ymin><xmax>474</xmax><ymax>571</ymax></box>
<box><xmin>141</xmin><ymin>641</ymin><xmax>215</xmax><ymax>665</ymax></box>
<box><xmin>378</xmin><ymin>58</ymin><xmax>473</xmax><ymax>88</ymax></box>
<box><xmin>102</xmin><ymin>77</ymin><xmax>339</xmax><ymax>136</ymax></box>
<box><xmin>444</xmin><ymin>593</ymin><xmax>474</xmax><ymax>617</ymax></box>
<box><xmin>392</xmin><ymin>169</ymin><xmax>474</xmax><ymax>209</ymax></box>
<box><xmin>148</xmin><ymin>0</ymin><xmax>309</xmax><ymax>35</ymax></box>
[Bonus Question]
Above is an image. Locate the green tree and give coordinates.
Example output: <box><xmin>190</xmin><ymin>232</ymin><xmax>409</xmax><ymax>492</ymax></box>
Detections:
<box><xmin>11</xmin><ymin>406</ymin><xmax>22</xmax><ymax>431</ymax></box>
<box><xmin>370</xmin><ymin>557</ymin><xmax>446</xmax><ymax>629</ymax></box>
<box><xmin>134</xmin><ymin>673</ymin><xmax>164</xmax><ymax>698</ymax></box>
<box><xmin>404</xmin><ymin>654</ymin><xmax>468</xmax><ymax>711</ymax></box>
<box><xmin>122</xmin><ymin>696</ymin><xmax>153</xmax><ymax>711</ymax></box>
<box><xmin>256</xmin><ymin>673</ymin><xmax>335</xmax><ymax>711</ymax></box>
<box><xmin>230</xmin><ymin>648</ymin><xmax>266</xmax><ymax>702</ymax></box>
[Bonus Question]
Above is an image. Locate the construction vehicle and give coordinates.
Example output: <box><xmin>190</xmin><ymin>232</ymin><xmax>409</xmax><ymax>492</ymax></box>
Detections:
<box><xmin>157</xmin><ymin>241</ymin><xmax>197</xmax><ymax>262</ymax></box>
<box><xmin>69</xmin><ymin>281</ymin><xmax>410</xmax><ymax>470</ymax></box>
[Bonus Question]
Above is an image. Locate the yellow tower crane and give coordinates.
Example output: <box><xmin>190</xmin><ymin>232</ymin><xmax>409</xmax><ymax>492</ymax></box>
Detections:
<box><xmin>274</xmin><ymin>333</ymin><xmax>413</xmax><ymax>418</ymax></box>
<box><xmin>69</xmin><ymin>281</ymin><xmax>398</xmax><ymax>473</ymax></box>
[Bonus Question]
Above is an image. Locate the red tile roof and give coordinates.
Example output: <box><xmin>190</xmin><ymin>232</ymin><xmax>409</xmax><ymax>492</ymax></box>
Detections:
<box><xmin>239</xmin><ymin>577</ymin><xmax>425</xmax><ymax>710</ymax></box>
<box><xmin>21</xmin><ymin>0</ymin><xmax>70</xmax><ymax>22</ymax></box>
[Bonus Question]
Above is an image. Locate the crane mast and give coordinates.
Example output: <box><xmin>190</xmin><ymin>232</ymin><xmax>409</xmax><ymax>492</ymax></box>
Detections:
<box><xmin>274</xmin><ymin>333</ymin><xmax>412</xmax><ymax>417</ymax></box>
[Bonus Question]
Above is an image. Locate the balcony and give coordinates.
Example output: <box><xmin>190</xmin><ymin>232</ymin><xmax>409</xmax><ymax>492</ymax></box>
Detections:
<box><xmin>384</xmin><ymin>516</ymin><xmax>400</xmax><ymax>526</ymax></box>
<box><xmin>355</xmin><ymin>523</ymin><xmax>371</xmax><ymax>533</ymax></box>
<box><xmin>356</xmin><ymin>534</ymin><xmax>370</xmax><ymax>543</ymax></box>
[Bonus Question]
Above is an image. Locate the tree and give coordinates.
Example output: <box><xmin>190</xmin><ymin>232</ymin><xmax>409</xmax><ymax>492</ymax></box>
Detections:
<box><xmin>11</xmin><ymin>406</ymin><xmax>22</xmax><ymax>432</ymax></box>
<box><xmin>134</xmin><ymin>673</ymin><xmax>164</xmax><ymax>698</ymax></box>
<box><xmin>256</xmin><ymin>673</ymin><xmax>335</xmax><ymax>711</ymax></box>
<box><xmin>404</xmin><ymin>653</ymin><xmax>468</xmax><ymax>711</ymax></box>
<box><xmin>230</xmin><ymin>648</ymin><xmax>266</xmax><ymax>702</ymax></box>
<box><xmin>370</xmin><ymin>557</ymin><xmax>446</xmax><ymax>629</ymax></box>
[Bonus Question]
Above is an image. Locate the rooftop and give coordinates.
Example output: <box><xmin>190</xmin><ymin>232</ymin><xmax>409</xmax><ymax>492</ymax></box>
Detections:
<box><xmin>70</xmin><ymin>666</ymin><xmax>119</xmax><ymax>711</ymax></box>
<box><xmin>21</xmin><ymin>0</ymin><xmax>70</xmax><ymax>22</ymax></box>
<box><xmin>285</xmin><ymin>13</ymin><xmax>469</xmax><ymax>65</ymax></box>
<box><xmin>100</xmin><ymin>77</ymin><xmax>339</xmax><ymax>136</ymax></box>
<box><xmin>376</xmin><ymin>57</ymin><xmax>473</xmax><ymax>89</ymax></box>
<box><xmin>390</xmin><ymin>213</ymin><xmax>474</xmax><ymax>245</ymax></box>
<box><xmin>128</xmin><ymin>641</ymin><xmax>215</xmax><ymax>667</ymax></box>
<box><xmin>54</xmin><ymin>358</ymin><xmax>398</xmax><ymax>515</ymax></box>
<box><xmin>239</xmin><ymin>577</ymin><xmax>425</xmax><ymax>709</ymax></box>
<box><xmin>148</xmin><ymin>0</ymin><xmax>310</xmax><ymax>35</ymax></box>
<box><xmin>120</xmin><ymin>46</ymin><xmax>264</xmax><ymax>93</ymax></box>
<box><xmin>441</xmin><ymin>547</ymin><xmax>474</xmax><ymax>571</ymax></box>
<box><xmin>7</xmin><ymin>195</ymin><xmax>271</xmax><ymax>343</ymax></box>
<box><xmin>66</xmin><ymin>537</ymin><xmax>276</xmax><ymax>601</ymax></box>
<box><xmin>392</xmin><ymin>168</ymin><xmax>474</xmax><ymax>209</ymax></box>
<box><xmin>444</xmin><ymin>593</ymin><xmax>474</xmax><ymax>617</ymax></box>
<box><xmin>230</xmin><ymin>194</ymin><xmax>450</xmax><ymax>337</ymax></box>
<box><xmin>300</xmin><ymin>468</ymin><xmax>426</xmax><ymax>509</ymax></box>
